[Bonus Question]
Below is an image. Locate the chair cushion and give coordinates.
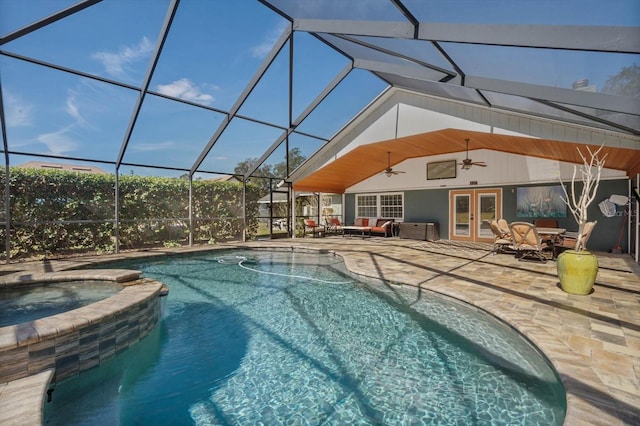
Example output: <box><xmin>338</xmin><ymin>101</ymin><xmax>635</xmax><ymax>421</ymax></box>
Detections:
<box><xmin>375</xmin><ymin>219</ymin><xmax>392</xmax><ymax>228</ymax></box>
<box><xmin>306</xmin><ymin>220</ymin><xmax>317</xmax><ymax>227</ymax></box>
<box><xmin>355</xmin><ymin>218</ymin><xmax>369</xmax><ymax>226</ymax></box>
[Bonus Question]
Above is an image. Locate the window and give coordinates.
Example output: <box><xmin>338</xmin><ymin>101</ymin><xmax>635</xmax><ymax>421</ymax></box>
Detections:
<box><xmin>356</xmin><ymin>193</ymin><xmax>403</xmax><ymax>220</ymax></box>
<box><xmin>356</xmin><ymin>195</ymin><xmax>377</xmax><ymax>218</ymax></box>
<box><xmin>380</xmin><ymin>193</ymin><xmax>403</xmax><ymax>218</ymax></box>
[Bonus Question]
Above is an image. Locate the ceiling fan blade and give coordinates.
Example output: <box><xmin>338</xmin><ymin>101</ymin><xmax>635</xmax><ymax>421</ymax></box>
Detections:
<box><xmin>383</xmin><ymin>151</ymin><xmax>406</xmax><ymax>176</ymax></box>
<box><xmin>472</xmin><ymin>162</ymin><xmax>487</xmax><ymax>167</ymax></box>
<box><xmin>382</xmin><ymin>168</ymin><xmax>405</xmax><ymax>176</ymax></box>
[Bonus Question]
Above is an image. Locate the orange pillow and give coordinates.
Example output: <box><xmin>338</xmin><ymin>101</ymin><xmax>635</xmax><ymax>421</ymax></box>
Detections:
<box><xmin>306</xmin><ymin>220</ymin><xmax>317</xmax><ymax>227</ymax></box>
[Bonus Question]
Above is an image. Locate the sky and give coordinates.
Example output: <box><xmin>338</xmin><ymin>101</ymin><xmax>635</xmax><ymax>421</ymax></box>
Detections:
<box><xmin>0</xmin><ymin>0</ymin><xmax>386</xmax><ymax>178</ymax></box>
<box><xmin>0</xmin><ymin>0</ymin><xmax>638</xmax><ymax>178</ymax></box>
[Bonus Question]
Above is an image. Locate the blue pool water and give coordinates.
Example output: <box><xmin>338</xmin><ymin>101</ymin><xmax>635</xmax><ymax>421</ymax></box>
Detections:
<box><xmin>0</xmin><ymin>280</ymin><xmax>122</xmax><ymax>327</ymax></box>
<box><xmin>44</xmin><ymin>250</ymin><xmax>565</xmax><ymax>425</ymax></box>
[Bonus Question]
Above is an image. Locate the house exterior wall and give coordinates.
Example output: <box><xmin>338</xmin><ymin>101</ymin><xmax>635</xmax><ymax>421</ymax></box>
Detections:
<box><xmin>344</xmin><ymin>178</ymin><xmax>628</xmax><ymax>252</ymax></box>
<box><xmin>347</xmin><ymin>150</ymin><xmax>627</xmax><ymax>193</ymax></box>
<box><xmin>328</xmin><ymin>90</ymin><xmax>633</xmax><ymax>253</ymax></box>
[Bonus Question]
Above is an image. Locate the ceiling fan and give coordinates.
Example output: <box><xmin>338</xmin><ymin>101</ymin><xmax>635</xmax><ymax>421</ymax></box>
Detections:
<box><xmin>383</xmin><ymin>151</ymin><xmax>405</xmax><ymax>177</ymax></box>
<box><xmin>459</xmin><ymin>138</ymin><xmax>487</xmax><ymax>170</ymax></box>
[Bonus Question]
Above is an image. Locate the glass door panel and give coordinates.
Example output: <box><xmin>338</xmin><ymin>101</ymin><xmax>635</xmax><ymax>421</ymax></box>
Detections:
<box><xmin>450</xmin><ymin>190</ymin><xmax>474</xmax><ymax>241</ymax></box>
<box><xmin>478</xmin><ymin>193</ymin><xmax>497</xmax><ymax>239</ymax></box>
<box><xmin>450</xmin><ymin>188</ymin><xmax>502</xmax><ymax>242</ymax></box>
<box><xmin>455</xmin><ymin>194</ymin><xmax>471</xmax><ymax>237</ymax></box>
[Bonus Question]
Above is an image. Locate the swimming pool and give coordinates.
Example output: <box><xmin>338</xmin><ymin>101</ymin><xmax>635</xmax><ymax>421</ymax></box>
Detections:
<box><xmin>44</xmin><ymin>249</ymin><xmax>565</xmax><ymax>425</ymax></box>
<box><xmin>0</xmin><ymin>280</ymin><xmax>122</xmax><ymax>327</ymax></box>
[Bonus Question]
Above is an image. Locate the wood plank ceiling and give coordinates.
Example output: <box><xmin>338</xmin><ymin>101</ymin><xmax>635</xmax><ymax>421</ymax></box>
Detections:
<box><xmin>293</xmin><ymin>129</ymin><xmax>640</xmax><ymax>193</ymax></box>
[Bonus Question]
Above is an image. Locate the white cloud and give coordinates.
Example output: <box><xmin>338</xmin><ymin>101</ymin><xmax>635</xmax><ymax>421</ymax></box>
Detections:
<box><xmin>4</xmin><ymin>92</ymin><xmax>32</xmax><ymax>128</ymax></box>
<box><xmin>251</xmin><ymin>22</ymin><xmax>288</xmax><ymax>58</ymax></box>
<box><xmin>65</xmin><ymin>95</ymin><xmax>85</xmax><ymax>126</ymax></box>
<box><xmin>37</xmin><ymin>126</ymin><xmax>78</xmax><ymax>155</ymax></box>
<box><xmin>130</xmin><ymin>141</ymin><xmax>176</xmax><ymax>152</ymax></box>
<box><xmin>155</xmin><ymin>78</ymin><xmax>214</xmax><ymax>105</ymax></box>
<box><xmin>91</xmin><ymin>37</ymin><xmax>154</xmax><ymax>78</ymax></box>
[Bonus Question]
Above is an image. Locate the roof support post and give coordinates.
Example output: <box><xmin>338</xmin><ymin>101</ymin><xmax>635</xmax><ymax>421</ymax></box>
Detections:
<box><xmin>242</xmin><ymin>177</ymin><xmax>247</xmax><ymax>242</ymax></box>
<box><xmin>188</xmin><ymin>175</ymin><xmax>193</xmax><ymax>246</ymax></box>
<box><xmin>0</xmin><ymin>74</ymin><xmax>10</xmax><ymax>263</ymax></box>
<box><xmin>291</xmin><ymin>190</ymin><xmax>297</xmax><ymax>239</ymax></box>
<box><xmin>3</xmin><ymin>164</ymin><xmax>9</xmax><ymax>264</ymax></box>
<box><xmin>114</xmin><ymin>171</ymin><xmax>120</xmax><ymax>254</ymax></box>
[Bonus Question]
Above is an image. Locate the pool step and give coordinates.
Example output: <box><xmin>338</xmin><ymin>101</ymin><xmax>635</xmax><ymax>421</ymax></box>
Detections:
<box><xmin>0</xmin><ymin>369</ymin><xmax>53</xmax><ymax>426</ymax></box>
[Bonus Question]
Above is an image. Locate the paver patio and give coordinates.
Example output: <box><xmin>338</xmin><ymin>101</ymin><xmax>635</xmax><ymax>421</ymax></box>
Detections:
<box><xmin>1</xmin><ymin>237</ymin><xmax>638</xmax><ymax>425</ymax></box>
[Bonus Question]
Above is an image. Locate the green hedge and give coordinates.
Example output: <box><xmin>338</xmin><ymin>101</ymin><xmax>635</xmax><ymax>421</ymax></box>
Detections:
<box><xmin>0</xmin><ymin>168</ymin><xmax>259</xmax><ymax>259</ymax></box>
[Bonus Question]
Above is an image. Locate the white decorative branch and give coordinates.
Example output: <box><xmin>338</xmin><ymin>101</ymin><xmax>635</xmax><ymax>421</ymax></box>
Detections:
<box><xmin>559</xmin><ymin>144</ymin><xmax>607</xmax><ymax>251</ymax></box>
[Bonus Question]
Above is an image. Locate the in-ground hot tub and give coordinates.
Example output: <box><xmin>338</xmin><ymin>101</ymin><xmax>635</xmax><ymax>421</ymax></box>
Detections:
<box><xmin>0</xmin><ymin>280</ymin><xmax>124</xmax><ymax>327</ymax></box>
<box><xmin>0</xmin><ymin>269</ymin><xmax>166</xmax><ymax>385</ymax></box>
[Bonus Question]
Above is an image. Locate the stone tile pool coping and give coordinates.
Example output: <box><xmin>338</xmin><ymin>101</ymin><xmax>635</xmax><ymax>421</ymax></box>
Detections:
<box><xmin>0</xmin><ymin>270</ymin><xmax>164</xmax><ymax>366</ymax></box>
<box><xmin>0</xmin><ymin>239</ymin><xmax>638</xmax><ymax>425</ymax></box>
<box><xmin>0</xmin><ymin>269</ymin><xmax>165</xmax><ymax>425</ymax></box>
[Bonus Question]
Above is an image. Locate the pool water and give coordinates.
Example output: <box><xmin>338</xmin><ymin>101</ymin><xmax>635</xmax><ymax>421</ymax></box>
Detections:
<box><xmin>0</xmin><ymin>280</ymin><xmax>123</xmax><ymax>327</ymax></box>
<box><xmin>44</xmin><ymin>250</ymin><xmax>565</xmax><ymax>425</ymax></box>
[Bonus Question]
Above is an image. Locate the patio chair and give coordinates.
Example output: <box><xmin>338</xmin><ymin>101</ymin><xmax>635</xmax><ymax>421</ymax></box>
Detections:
<box><xmin>303</xmin><ymin>219</ymin><xmax>325</xmax><ymax>238</ymax></box>
<box><xmin>497</xmin><ymin>218</ymin><xmax>511</xmax><ymax>236</ymax></box>
<box><xmin>325</xmin><ymin>218</ymin><xmax>343</xmax><ymax>235</ymax></box>
<box><xmin>371</xmin><ymin>219</ymin><xmax>394</xmax><ymax>237</ymax></box>
<box><xmin>509</xmin><ymin>222</ymin><xmax>553</xmax><ymax>262</ymax></box>
<box><xmin>488</xmin><ymin>219</ymin><xmax>513</xmax><ymax>254</ymax></box>
<box><xmin>554</xmin><ymin>220</ymin><xmax>597</xmax><ymax>257</ymax></box>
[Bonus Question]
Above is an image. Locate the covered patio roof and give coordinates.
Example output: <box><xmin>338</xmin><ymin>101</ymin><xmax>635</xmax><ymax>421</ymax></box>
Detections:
<box><xmin>293</xmin><ymin>128</ymin><xmax>640</xmax><ymax>193</ymax></box>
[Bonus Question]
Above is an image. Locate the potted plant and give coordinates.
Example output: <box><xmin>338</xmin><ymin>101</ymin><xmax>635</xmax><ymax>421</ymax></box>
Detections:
<box><xmin>557</xmin><ymin>144</ymin><xmax>607</xmax><ymax>295</ymax></box>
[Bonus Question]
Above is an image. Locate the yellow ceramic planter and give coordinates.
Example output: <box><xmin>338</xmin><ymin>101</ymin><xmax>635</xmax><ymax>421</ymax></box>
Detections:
<box><xmin>556</xmin><ymin>250</ymin><xmax>598</xmax><ymax>295</ymax></box>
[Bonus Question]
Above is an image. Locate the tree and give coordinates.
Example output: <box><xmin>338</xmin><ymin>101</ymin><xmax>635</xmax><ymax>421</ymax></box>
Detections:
<box><xmin>273</xmin><ymin>147</ymin><xmax>306</xmax><ymax>178</ymax></box>
<box><xmin>234</xmin><ymin>147</ymin><xmax>308</xmax><ymax>195</ymax></box>
<box><xmin>602</xmin><ymin>63</ymin><xmax>640</xmax><ymax>97</ymax></box>
<box><xmin>234</xmin><ymin>158</ymin><xmax>272</xmax><ymax>177</ymax></box>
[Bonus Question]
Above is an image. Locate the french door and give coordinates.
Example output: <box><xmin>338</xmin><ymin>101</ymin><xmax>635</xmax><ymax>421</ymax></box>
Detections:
<box><xmin>449</xmin><ymin>189</ymin><xmax>502</xmax><ymax>242</ymax></box>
